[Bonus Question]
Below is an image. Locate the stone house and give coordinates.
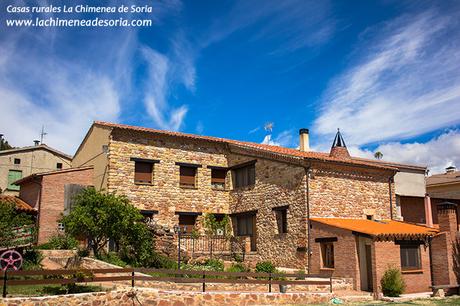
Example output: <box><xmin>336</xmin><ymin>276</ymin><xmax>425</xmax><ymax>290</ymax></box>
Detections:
<box><xmin>0</xmin><ymin>143</ymin><xmax>72</xmax><ymax>195</ymax></box>
<box><xmin>14</xmin><ymin>167</ymin><xmax>93</xmax><ymax>244</ymax></box>
<box><xmin>70</xmin><ymin>121</ymin><xmax>441</xmax><ymax>295</ymax></box>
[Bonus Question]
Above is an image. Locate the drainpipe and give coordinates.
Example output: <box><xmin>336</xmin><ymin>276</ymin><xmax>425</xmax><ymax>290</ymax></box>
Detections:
<box><xmin>388</xmin><ymin>174</ymin><xmax>395</xmax><ymax>220</ymax></box>
<box><xmin>428</xmin><ymin>236</ymin><xmax>434</xmax><ymax>287</ymax></box>
<box><xmin>303</xmin><ymin>165</ymin><xmax>312</xmax><ymax>273</ymax></box>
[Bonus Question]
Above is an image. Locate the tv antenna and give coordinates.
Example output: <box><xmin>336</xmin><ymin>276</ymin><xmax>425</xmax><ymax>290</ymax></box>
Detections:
<box><xmin>40</xmin><ymin>125</ymin><xmax>47</xmax><ymax>144</ymax></box>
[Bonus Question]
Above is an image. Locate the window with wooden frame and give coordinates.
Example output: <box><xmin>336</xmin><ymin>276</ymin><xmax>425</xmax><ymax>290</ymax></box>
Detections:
<box><xmin>180</xmin><ymin>166</ymin><xmax>197</xmax><ymax>188</ymax></box>
<box><xmin>235</xmin><ymin>214</ymin><xmax>255</xmax><ymax>236</ymax></box>
<box><xmin>134</xmin><ymin>161</ymin><xmax>153</xmax><ymax>184</ymax></box>
<box><xmin>273</xmin><ymin>206</ymin><xmax>288</xmax><ymax>234</ymax></box>
<box><xmin>178</xmin><ymin>214</ymin><xmax>197</xmax><ymax>234</ymax></box>
<box><xmin>211</xmin><ymin>168</ymin><xmax>226</xmax><ymax>190</ymax></box>
<box><xmin>233</xmin><ymin>162</ymin><xmax>255</xmax><ymax>189</ymax></box>
<box><xmin>7</xmin><ymin>170</ymin><xmax>22</xmax><ymax>191</ymax></box>
<box><xmin>321</xmin><ymin>242</ymin><xmax>335</xmax><ymax>269</ymax></box>
<box><xmin>400</xmin><ymin>244</ymin><xmax>421</xmax><ymax>270</ymax></box>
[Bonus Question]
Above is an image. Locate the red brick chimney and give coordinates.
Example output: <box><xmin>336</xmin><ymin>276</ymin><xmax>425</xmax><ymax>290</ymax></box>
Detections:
<box><xmin>437</xmin><ymin>201</ymin><xmax>458</xmax><ymax>237</ymax></box>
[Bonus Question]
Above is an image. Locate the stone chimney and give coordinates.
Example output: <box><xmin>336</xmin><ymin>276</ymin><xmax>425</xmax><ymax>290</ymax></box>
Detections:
<box><xmin>437</xmin><ymin>201</ymin><xmax>458</xmax><ymax>236</ymax></box>
<box><xmin>299</xmin><ymin>129</ymin><xmax>310</xmax><ymax>152</ymax></box>
<box><xmin>33</xmin><ymin>140</ymin><xmax>40</xmax><ymax>146</ymax></box>
<box><xmin>330</xmin><ymin>129</ymin><xmax>350</xmax><ymax>159</ymax></box>
<box><xmin>446</xmin><ymin>166</ymin><xmax>457</xmax><ymax>173</ymax></box>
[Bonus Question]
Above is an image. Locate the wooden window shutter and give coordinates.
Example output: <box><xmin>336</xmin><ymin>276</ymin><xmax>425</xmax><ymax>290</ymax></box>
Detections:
<box><xmin>211</xmin><ymin>169</ymin><xmax>226</xmax><ymax>184</ymax></box>
<box><xmin>134</xmin><ymin>162</ymin><xmax>153</xmax><ymax>184</ymax></box>
<box><xmin>180</xmin><ymin>166</ymin><xmax>196</xmax><ymax>187</ymax></box>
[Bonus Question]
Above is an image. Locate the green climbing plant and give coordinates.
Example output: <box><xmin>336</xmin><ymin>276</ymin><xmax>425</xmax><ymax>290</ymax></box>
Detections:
<box><xmin>202</xmin><ymin>213</ymin><xmax>232</xmax><ymax>237</ymax></box>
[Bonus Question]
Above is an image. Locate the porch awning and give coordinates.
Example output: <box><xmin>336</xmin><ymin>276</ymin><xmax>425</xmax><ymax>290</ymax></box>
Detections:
<box><xmin>0</xmin><ymin>195</ymin><xmax>37</xmax><ymax>214</ymax></box>
<box><xmin>310</xmin><ymin>218</ymin><xmax>438</xmax><ymax>240</ymax></box>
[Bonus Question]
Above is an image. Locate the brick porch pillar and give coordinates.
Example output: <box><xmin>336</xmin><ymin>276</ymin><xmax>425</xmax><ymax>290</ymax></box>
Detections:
<box><xmin>424</xmin><ymin>195</ymin><xmax>433</xmax><ymax>227</ymax></box>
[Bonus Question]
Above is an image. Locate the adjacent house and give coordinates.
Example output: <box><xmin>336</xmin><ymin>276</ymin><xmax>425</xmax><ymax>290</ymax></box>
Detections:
<box><xmin>70</xmin><ymin>121</ymin><xmax>441</xmax><ymax>295</ymax></box>
<box><xmin>14</xmin><ymin>167</ymin><xmax>93</xmax><ymax>244</ymax></box>
<box><xmin>426</xmin><ymin>166</ymin><xmax>460</xmax><ymax>226</ymax></box>
<box><xmin>0</xmin><ymin>143</ymin><xmax>72</xmax><ymax>195</ymax></box>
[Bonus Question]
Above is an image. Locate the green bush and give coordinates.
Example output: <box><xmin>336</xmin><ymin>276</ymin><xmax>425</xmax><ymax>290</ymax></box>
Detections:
<box><xmin>380</xmin><ymin>267</ymin><xmax>405</xmax><ymax>297</ymax></box>
<box><xmin>38</xmin><ymin>234</ymin><xmax>79</xmax><ymax>250</ymax></box>
<box><xmin>98</xmin><ymin>252</ymin><xmax>128</xmax><ymax>267</ymax></box>
<box><xmin>77</xmin><ymin>248</ymin><xmax>90</xmax><ymax>258</ymax></box>
<box><xmin>255</xmin><ymin>261</ymin><xmax>276</xmax><ymax>274</ymax></box>
<box><xmin>21</xmin><ymin>248</ymin><xmax>43</xmax><ymax>270</ymax></box>
<box><xmin>204</xmin><ymin>258</ymin><xmax>224</xmax><ymax>271</ymax></box>
<box><xmin>226</xmin><ymin>262</ymin><xmax>248</xmax><ymax>273</ymax></box>
<box><xmin>148</xmin><ymin>253</ymin><xmax>178</xmax><ymax>269</ymax></box>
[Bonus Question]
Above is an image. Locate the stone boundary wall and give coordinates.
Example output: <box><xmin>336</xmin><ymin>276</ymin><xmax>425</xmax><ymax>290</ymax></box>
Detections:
<box><xmin>0</xmin><ymin>288</ymin><xmax>332</xmax><ymax>306</ymax></box>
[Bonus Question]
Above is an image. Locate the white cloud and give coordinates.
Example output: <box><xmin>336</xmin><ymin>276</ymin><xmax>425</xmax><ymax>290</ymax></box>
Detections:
<box><xmin>261</xmin><ymin>130</ymin><xmax>295</xmax><ymax>147</ymax></box>
<box><xmin>314</xmin><ymin>10</ymin><xmax>460</xmax><ymax>146</ymax></box>
<box><xmin>349</xmin><ymin>130</ymin><xmax>460</xmax><ymax>174</ymax></box>
<box><xmin>141</xmin><ymin>45</ymin><xmax>191</xmax><ymax>131</ymax></box>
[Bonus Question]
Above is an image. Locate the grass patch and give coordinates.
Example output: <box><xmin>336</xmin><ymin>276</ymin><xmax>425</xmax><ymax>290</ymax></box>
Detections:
<box><xmin>5</xmin><ymin>284</ymin><xmax>105</xmax><ymax>297</ymax></box>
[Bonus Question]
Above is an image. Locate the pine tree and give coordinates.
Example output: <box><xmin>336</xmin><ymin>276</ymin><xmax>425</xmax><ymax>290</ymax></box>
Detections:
<box><xmin>0</xmin><ymin>134</ymin><xmax>13</xmax><ymax>151</ymax></box>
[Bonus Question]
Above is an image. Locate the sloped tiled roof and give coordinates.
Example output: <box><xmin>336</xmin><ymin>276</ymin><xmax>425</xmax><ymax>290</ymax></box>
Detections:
<box><xmin>426</xmin><ymin>170</ymin><xmax>460</xmax><ymax>186</ymax></box>
<box><xmin>0</xmin><ymin>195</ymin><xmax>36</xmax><ymax>213</ymax></box>
<box><xmin>93</xmin><ymin>121</ymin><xmax>399</xmax><ymax>171</ymax></box>
<box><xmin>0</xmin><ymin>144</ymin><xmax>72</xmax><ymax>160</ymax></box>
<box><xmin>14</xmin><ymin>166</ymin><xmax>93</xmax><ymax>185</ymax></box>
<box><xmin>311</xmin><ymin>218</ymin><xmax>438</xmax><ymax>240</ymax></box>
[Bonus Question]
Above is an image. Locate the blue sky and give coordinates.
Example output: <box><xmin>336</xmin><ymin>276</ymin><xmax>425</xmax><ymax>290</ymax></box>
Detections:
<box><xmin>1</xmin><ymin>0</ymin><xmax>460</xmax><ymax>173</ymax></box>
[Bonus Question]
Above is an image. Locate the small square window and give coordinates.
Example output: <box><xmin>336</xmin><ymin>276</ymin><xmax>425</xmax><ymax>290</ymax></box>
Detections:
<box><xmin>321</xmin><ymin>242</ymin><xmax>334</xmax><ymax>269</ymax></box>
<box><xmin>134</xmin><ymin>161</ymin><xmax>153</xmax><ymax>184</ymax></box>
<box><xmin>56</xmin><ymin>163</ymin><xmax>63</xmax><ymax>169</ymax></box>
<box><xmin>14</xmin><ymin>158</ymin><xmax>21</xmax><ymax>165</ymax></box>
<box><xmin>180</xmin><ymin>166</ymin><xmax>197</xmax><ymax>188</ymax></box>
<box><xmin>400</xmin><ymin>244</ymin><xmax>421</xmax><ymax>270</ymax></box>
<box><xmin>211</xmin><ymin>169</ymin><xmax>226</xmax><ymax>190</ymax></box>
<box><xmin>57</xmin><ymin>223</ymin><xmax>65</xmax><ymax>232</ymax></box>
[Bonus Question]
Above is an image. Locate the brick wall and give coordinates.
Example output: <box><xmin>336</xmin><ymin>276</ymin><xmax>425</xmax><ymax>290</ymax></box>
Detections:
<box><xmin>399</xmin><ymin>196</ymin><xmax>426</xmax><ymax>224</ymax></box>
<box><xmin>309</xmin><ymin>221</ymin><xmax>360</xmax><ymax>290</ymax></box>
<box><xmin>37</xmin><ymin>168</ymin><xmax>93</xmax><ymax>244</ymax></box>
<box><xmin>372</xmin><ymin>241</ymin><xmax>431</xmax><ymax>294</ymax></box>
<box><xmin>18</xmin><ymin>180</ymin><xmax>41</xmax><ymax>209</ymax></box>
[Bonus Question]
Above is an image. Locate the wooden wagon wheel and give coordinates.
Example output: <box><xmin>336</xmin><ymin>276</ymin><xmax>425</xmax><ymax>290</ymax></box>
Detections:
<box><xmin>0</xmin><ymin>250</ymin><xmax>23</xmax><ymax>271</ymax></box>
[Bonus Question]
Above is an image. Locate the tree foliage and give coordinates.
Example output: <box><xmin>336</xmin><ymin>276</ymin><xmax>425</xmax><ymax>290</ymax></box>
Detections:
<box><xmin>0</xmin><ymin>135</ymin><xmax>13</xmax><ymax>151</ymax></box>
<box><xmin>61</xmin><ymin>188</ymin><xmax>154</xmax><ymax>264</ymax></box>
<box><xmin>0</xmin><ymin>201</ymin><xmax>35</xmax><ymax>248</ymax></box>
<box><xmin>203</xmin><ymin>213</ymin><xmax>232</xmax><ymax>237</ymax></box>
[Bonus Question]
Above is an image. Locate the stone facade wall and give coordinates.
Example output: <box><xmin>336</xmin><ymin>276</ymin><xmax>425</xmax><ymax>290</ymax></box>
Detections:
<box><xmin>36</xmin><ymin>168</ymin><xmax>93</xmax><ymax>244</ymax></box>
<box><xmin>0</xmin><ymin>147</ymin><xmax>71</xmax><ymax>195</ymax></box>
<box><xmin>309</xmin><ymin>221</ymin><xmax>360</xmax><ymax>290</ymax></box>
<box><xmin>107</xmin><ymin>130</ymin><xmax>231</xmax><ymax>230</ymax></box>
<box><xmin>228</xmin><ymin>154</ymin><xmax>308</xmax><ymax>269</ymax></box>
<box><xmin>0</xmin><ymin>288</ymin><xmax>332</xmax><ymax>306</ymax></box>
<box><xmin>309</xmin><ymin>162</ymin><xmax>395</xmax><ymax>220</ymax></box>
<box><xmin>372</xmin><ymin>241</ymin><xmax>431</xmax><ymax>294</ymax></box>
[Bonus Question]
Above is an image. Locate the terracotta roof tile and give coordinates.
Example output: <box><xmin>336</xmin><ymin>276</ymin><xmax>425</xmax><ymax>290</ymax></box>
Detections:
<box><xmin>0</xmin><ymin>195</ymin><xmax>36</xmax><ymax>213</ymax></box>
<box><xmin>14</xmin><ymin>166</ymin><xmax>93</xmax><ymax>186</ymax></box>
<box><xmin>426</xmin><ymin>170</ymin><xmax>460</xmax><ymax>186</ymax></box>
<box><xmin>94</xmin><ymin>121</ymin><xmax>398</xmax><ymax>171</ymax></box>
<box><xmin>311</xmin><ymin>218</ymin><xmax>438</xmax><ymax>240</ymax></box>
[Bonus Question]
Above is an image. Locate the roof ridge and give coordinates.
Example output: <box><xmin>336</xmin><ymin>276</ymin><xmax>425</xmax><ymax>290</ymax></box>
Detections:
<box><xmin>93</xmin><ymin>121</ymin><xmax>398</xmax><ymax>171</ymax></box>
